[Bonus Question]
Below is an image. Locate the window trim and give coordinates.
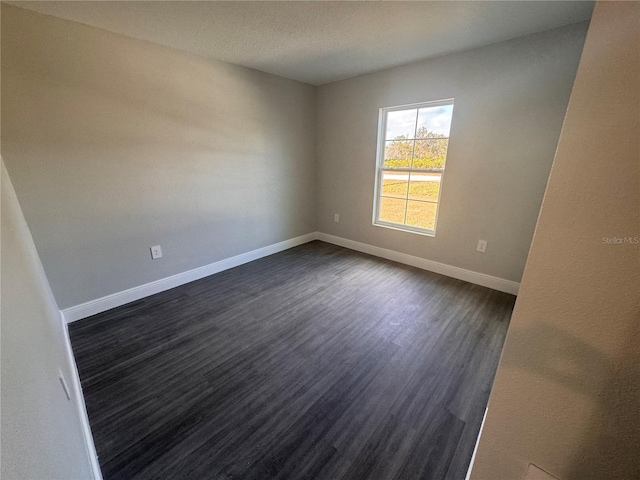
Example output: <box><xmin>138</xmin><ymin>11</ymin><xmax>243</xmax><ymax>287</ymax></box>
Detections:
<box><xmin>372</xmin><ymin>98</ymin><xmax>454</xmax><ymax>237</ymax></box>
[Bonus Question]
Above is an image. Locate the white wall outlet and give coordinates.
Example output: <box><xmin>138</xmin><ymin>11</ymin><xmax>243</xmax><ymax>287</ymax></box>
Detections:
<box><xmin>150</xmin><ymin>245</ymin><xmax>163</xmax><ymax>259</ymax></box>
<box><xmin>58</xmin><ymin>371</ymin><xmax>71</xmax><ymax>401</ymax></box>
<box><xmin>477</xmin><ymin>239</ymin><xmax>488</xmax><ymax>253</ymax></box>
<box><xmin>334</xmin><ymin>213</ymin><xmax>340</xmax><ymax>223</ymax></box>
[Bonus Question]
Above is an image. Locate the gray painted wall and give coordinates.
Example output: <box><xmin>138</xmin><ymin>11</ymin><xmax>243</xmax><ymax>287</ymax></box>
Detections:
<box><xmin>1</xmin><ymin>160</ymin><xmax>95</xmax><ymax>479</ymax></box>
<box><xmin>471</xmin><ymin>2</ymin><xmax>640</xmax><ymax>478</ymax></box>
<box><xmin>2</xmin><ymin>4</ymin><xmax>588</xmax><ymax>310</ymax></box>
<box><xmin>1</xmin><ymin>4</ymin><xmax>317</xmax><ymax>309</ymax></box>
<box><xmin>316</xmin><ymin>22</ymin><xmax>589</xmax><ymax>283</ymax></box>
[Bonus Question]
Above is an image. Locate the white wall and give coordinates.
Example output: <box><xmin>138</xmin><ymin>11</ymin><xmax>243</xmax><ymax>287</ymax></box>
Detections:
<box><xmin>1</xmin><ymin>4</ymin><xmax>317</xmax><ymax>309</ymax></box>
<box><xmin>316</xmin><ymin>22</ymin><xmax>588</xmax><ymax>284</ymax></box>
<box><xmin>470</xmin><ymin>2</ymin><xmax>639</xmax><ymax>479</ymax></box>
<box><xmin>1</xmin><ymin>159</ymin><xmax>97</xmax><ymax>479</ymax></box>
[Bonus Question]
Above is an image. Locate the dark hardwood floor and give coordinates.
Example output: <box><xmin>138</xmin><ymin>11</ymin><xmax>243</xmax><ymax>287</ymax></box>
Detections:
<box><xmin>69</xmin><ymin>241</ymin><xmax>514</xmax><ymax>480</ymax></box>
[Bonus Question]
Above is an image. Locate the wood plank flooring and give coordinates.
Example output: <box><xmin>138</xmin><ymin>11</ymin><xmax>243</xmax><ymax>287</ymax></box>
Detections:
<box><xmin>69</xmin><ymin>241</ymin><xmax>514</xmax><ymax>480</ymax></box>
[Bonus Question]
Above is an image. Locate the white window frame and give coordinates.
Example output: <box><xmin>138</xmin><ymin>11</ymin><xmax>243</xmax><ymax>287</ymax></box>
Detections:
<box><xmin>372</xmin><ymin>99</ymin><xmax>454</xmax><ymax>237</ymax></box>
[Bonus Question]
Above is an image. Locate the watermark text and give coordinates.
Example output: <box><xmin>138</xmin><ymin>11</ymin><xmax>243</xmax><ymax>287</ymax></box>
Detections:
<box><xmin>602</xmin><ymin>236</ymin><xmax>639</xmax><ymax>245</ymax></box>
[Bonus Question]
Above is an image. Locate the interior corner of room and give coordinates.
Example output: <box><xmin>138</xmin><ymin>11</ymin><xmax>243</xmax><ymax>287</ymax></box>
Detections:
<box><xmin>2</xmin><ymin>1</ymin><xmax>638</xmax><ymax>480</ymax></box>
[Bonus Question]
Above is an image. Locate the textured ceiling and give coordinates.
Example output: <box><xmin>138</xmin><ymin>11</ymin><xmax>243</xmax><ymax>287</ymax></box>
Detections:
<box><xmin>8</xmin><ymin>1</ymin><xmax>593</xmax><ymax>86</ymax></box>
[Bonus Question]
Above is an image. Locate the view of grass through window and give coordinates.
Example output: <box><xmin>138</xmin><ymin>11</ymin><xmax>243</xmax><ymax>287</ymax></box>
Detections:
<box><xmin>374</xmin><ymin>100</ymin><xmax>454</xmax><ymax>234</ymax></box>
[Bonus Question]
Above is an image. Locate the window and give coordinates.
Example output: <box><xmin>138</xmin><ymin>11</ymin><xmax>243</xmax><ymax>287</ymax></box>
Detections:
<box><xmin>373</xmin><ymin>99</ymin><xmax>454</xmax><ymax>236</ymax></box>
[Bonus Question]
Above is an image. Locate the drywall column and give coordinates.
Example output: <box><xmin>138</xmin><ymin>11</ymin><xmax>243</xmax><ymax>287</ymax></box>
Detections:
<box><xmin>1</xmin><ymin>159</ymin><xmax>98</xmax><ymax>479</ymax></box>
<box><xmin>470</xmin><ymin>2</ymin><xmax>639</xmax><ymax>479</ymax></box>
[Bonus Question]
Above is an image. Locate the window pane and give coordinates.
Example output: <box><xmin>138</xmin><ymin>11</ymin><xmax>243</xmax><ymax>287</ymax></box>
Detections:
<box><xmin>406</xmin><ymin>201</ymin><xmax>437</xmax><ymax>230</ymax></box>
<box><xmin>379</xmin><ymin>197</ymin><xmax>407</xmax><ymax>224</ymax></box>
<box><xmin>375</xmin><ymin>100</ymin><xmax>453</xmax><ymax>235</ymax></box>
<box><xmin>416</xmin><ymin>104</ymin><xmax>453</xmax><ymax>137</ymax></box>
<box><xmin>408</xmin><ymin>172</ymin><xmax>441</xmax><ymax>202</ymax></box>
<box><xmin>384</xmin><ymin>139</ymin><xmax>413</xmax><ymax>168</ymax></box>
<box><xmin>413</xmin><ymin>139</ymin><xmax>448</xmax><ymax>169</ymax></box>
<box><xmin>385</xmin><ymin>108</ymin><xmax>417</xmax><ymax>140</ymax></box>
<box><xmin>382</xmin><ymin>171</ymin><xmax>409</xmax><ymax>199</ymax></box>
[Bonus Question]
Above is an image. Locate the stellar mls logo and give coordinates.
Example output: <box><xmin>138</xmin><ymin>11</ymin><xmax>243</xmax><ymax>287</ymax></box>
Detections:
<box><xmin>602</xmin><ymin>236</ymin><xmax>639</xmax><ymax>245</ymax></box>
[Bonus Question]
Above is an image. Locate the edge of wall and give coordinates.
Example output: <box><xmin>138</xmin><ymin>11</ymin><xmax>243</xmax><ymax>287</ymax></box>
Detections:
<box><xmin>59</xmin><ymin>311</ymin><xmax>103</xmax><ymax>480</ymax></box>
<box><xmin>317</xmin><ymin>233</ymin><xmax>520</xmax><ymax>295</ymax></box>
<box><xmin>465</xmin><ymin>407</ymin><xmax>489</xmax><ymax>480</ymax></box>
<box><xmin>62</xmin><ymin>232</ymin><xmax>318</xmax><ymax>322</ymax></box>
<box><xmin>63</xmin><ymin>231</ymin><xmax>519</xmax><ymax>323</ymax></box>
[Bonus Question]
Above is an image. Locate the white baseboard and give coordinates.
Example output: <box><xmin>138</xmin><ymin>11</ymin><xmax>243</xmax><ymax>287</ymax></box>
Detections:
<box><xmin>62</xmin><ymin>232</ymin><xmax>318</xmax><ymax>323</ymax></box>
<box><xmin>59</xmin><ymin>311</ymin><xmax>103</xmax><ymax>479</ymax></box>
<box><xmin>316</xmin><ymin>233</ymin><xmax>520</xmax><ymax>295</ymax></box>
<box><xmin>63</xmin><ymin>230</ymin><xmax>518</xmax><ymax>323</ymax></box>
<box><xmin>465</xmin><ymin>407</ymin><xmax>489</xmax><ymax>480</ymax></box>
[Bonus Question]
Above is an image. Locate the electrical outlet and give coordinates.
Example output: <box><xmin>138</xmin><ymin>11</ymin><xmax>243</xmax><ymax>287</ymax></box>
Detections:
<box><xmin>477</xmin><ymin>239</ymin><xmax>487</xmax><ymax>253</ymax></box>
<box><xmin>334</xmin><ymin>213</ymin><xmax>340</xmax><ymax>223</ymax></box>
<box><xmin>150</xmin><ymin>245</ymin><xmax>163</xmax><ymax>259</ymax></box>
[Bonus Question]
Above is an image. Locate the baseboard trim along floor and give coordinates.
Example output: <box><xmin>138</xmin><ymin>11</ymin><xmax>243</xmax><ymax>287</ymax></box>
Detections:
<box><xmin>62</xmin><ymin>233</ymin><xmax>318</xmax><ymax>323</ymax></box>
<box><xmin>59</xmin><ymin>311</ymin><xmax>103</xmax><ymax>480</ymax></box>
<box><xmin>316</xmin><ymin>233</ymin><xmax>520</xmax><ymax>296</ymax></box>
<box><xmin>63</xmin><ymin>231</ymin><xmax>519</xmax><ymax>323</ymax></box>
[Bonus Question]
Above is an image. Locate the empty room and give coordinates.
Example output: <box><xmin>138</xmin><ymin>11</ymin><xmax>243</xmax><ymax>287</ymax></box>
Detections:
<box><xmin>2</xmin><ymin>1</ymin><xmax>639</xmax><ymax>480</ymax></box>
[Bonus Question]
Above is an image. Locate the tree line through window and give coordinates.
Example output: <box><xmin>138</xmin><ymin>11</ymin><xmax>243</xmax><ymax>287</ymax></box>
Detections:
<box><xmin>374</xmin><ymin>100</ymin><xmax>454</xmax><ymax>234</ymax></box>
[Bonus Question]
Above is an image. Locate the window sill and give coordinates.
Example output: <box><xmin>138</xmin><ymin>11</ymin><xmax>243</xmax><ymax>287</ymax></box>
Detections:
<box><xmin>373</xmin><ymin>221</ymin><xmax>436</xmax><ymax>237</ymax></box>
